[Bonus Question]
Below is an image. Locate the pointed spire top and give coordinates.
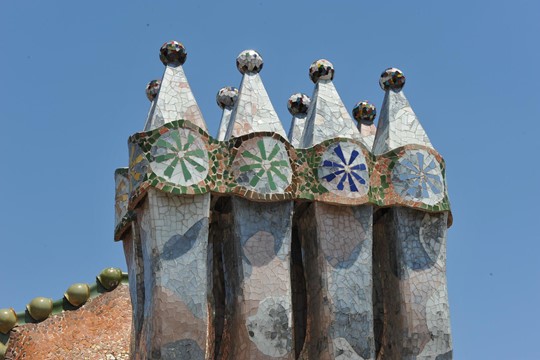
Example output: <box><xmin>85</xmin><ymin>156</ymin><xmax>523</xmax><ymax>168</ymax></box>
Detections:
<box><xmin>299</xmin><ymin>59</ymin><xmax>360</xmax><ymax>148</ymax></box>
<box><xmin>145</xmin><ymin>80</ymin><xmax>161</xmax><ymax>102</ymax></box>
<box><xmin>143</xmin><ymin>41</ymin><xmax>207</xmax><ymax>131</ymax></box>
<box><xmin>372</xmin><ymin>68</ymin><xmax>433</xmax><ymax>155</ymax></box>
<box><xmin>287</xmin><ymin>93</ymin><xmax>311</xmax><ymax>147</ymax></box>
<box><xmin>224</xmin><ymin>50</ymin><xmax>286</xmax><ymax>139</ymax></box>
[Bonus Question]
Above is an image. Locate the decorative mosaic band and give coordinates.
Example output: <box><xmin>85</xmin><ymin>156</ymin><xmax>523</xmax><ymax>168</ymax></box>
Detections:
<box><xmin>114</xmin><ymin>120</ymin><xmax>451</xmax><ymax>240</ymax></box>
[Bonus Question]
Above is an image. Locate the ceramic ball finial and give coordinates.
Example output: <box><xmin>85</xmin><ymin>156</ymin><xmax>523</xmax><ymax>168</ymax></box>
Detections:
<box><xmin>287</xmin><ymin>93</ymin><xmax>311</xmax><ymax>116</ymax></box>
<box><xmin>159</xmin><ymin>41</ymin><xmax>187</xmax><ymax>66</ymax></box>
<box><xmin>216</xmin><ymin>86</ymin><xmax>239</xmax><ymax>109</ymax></box>
<box><xmin>379</xmin><ymin>67</ymin><xmax>405</xmax><ymax>91</ymax></box>
<box><xmin>236</xmin><ymin>50</ymin><xmax>264</xmax><ymax>74</ymax></box>
<box><xmin>352</xmin><ymin>101</ymin><xmax>377</xmax><ymax>125</ymax></box>
<box><xmin>145</xmin><ymin>80</ymin><xmax>161</xmax><ymax>102</ymax></box>
<box><xmin>309</xmin><ymin>59</ymin><xmax>334</xmax><ymax>83</ymax></box>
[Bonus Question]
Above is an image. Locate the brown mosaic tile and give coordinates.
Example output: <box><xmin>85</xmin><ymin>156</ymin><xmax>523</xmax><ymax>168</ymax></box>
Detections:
<box><xmin>5</xmin><ymin>285</ymin><xmax>131</xmax><ymax>360</ymax></box>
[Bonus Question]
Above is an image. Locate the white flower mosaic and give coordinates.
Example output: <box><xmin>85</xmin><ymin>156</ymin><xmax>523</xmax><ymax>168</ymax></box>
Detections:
<box><xmin>392</xmin><ymin>149</ymin><xmax>444</xmax><ymax>205</ymax></box>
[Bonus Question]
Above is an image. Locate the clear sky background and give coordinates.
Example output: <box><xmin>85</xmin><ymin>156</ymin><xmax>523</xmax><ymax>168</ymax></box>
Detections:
<box><xmin>1</xmin><ymin>1</ymin><xmax>539</xmax><ymax>358</ymax></box>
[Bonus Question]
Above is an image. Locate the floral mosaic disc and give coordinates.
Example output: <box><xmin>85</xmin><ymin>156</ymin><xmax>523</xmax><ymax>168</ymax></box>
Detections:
<box><xmin>149</xmin><ymin>128</ymin><xmax>209</xmax><ymax>186</ymax></box>
<box><xmin>318</xmin><ymin>141</ymin><xmax>370</xmax><ymax>197</ymax></box>
<box><xmin>232</xmin><ymin>137</ymin><xmax>292</xmax><ymax>194</ymax></box>
<box><xmin>391</xmin><ymin>149</ymin><xmax>444</xmax><ymax>205</ymax></box>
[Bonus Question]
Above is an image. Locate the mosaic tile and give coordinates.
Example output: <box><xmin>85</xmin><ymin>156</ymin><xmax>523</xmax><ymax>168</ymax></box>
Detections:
<box><xmin>236</xmin><ymin>49</ymin><xmax>264</xmax><ymax>74</ymax></box>
<box><xmin>115</xmin><ymin>121</ymin><xmax>451</xmax><ymax>240</ymax></box>
<box><xmin>352</xmin><ymin>101</ymin><xmax>377</xmax><ymax>124</ymax></box>
<box><xmin>231</xmin><ymin>137</ymin><xmax>292</xmax><ymax>194</ymax></box>
<box><xmin>159</xmin><ymin>40</ymin><xmax>187</xmax><ymax>66</ymax></box>
<box><xmin>352</xmin><ymin>101</ymin><xmax>377</xmax><ymax>150</ymax></box>
<box><xmin>112</xmin><ymin>45</ymin><xmax>454</xmax><ymax>360</ymax></box>
<box><xmin>144</xmin><ymin>41</ymin><xmax>206</xmax><ymax>131</ymax></box>
<box><xmin>114</xmin><ymin>168</ymin><xmax>129</xmax><ymax>229</ymax></box>
<box><xmin>301</xmin><ymin>59</ymin><xmax>362</xmax><ymax>148</ymax></box>
<box><xmin>128</xmin><ymin>142</ymin><xmax>149</xmax><ymax>192</ymax></box>
<box><xmin>287</xmin><ymin>93</ymin><xmax>310</xmax><ymax>148</ymax></box>
<box><xmin>135</xmin><ymin>190</ymin><xmax>211</xmax><ymax>359</ymax></box>
<box><xmin>216</xmin><ymin>86</ymin><xmax>239</xmax><ymax>141</ymax></box>
<box><xmin>309</xmin><ymin>59</ymin><xmax>335</xmax><ymax>82</ymax></box>
<box><xmin>145</xmin><ymin>80</ymin><xmax>161</xmax><ymax>102</ymax></box>
<box><xmin>298</xmin><ymin>203</ymin><xmax>375</xmax><ymax>359</ymax></box>
<box><xmin>372</xmin><ymin>74</ymin><xmax>433</xmax><ymax>155</ymax></box>
<box><xmin>379</xmin><ymin>67</ymin><xmax>406</xmax><ymax>92</ymax></box>
<box><xmin>373</xmin><ymin>209</ymin><xmax>452</xmax><ymax>358</ymax></box>
<box><xmin>149</xmin><ymin>127</ymin><xmax>209</xmax><ymax>187</ymax></box>
<box><xmin>5</xmin><ymin>285</ymin><xmax>132</xmax><ymax>360</ymax></box>
<box><xmin>123</xmin><ymin>231</ymin><xmax>145</xmax><ymax>358</ymax></box>
<box><xmin>391</xmin><ymin>149</ymin><xmax>445</xmax><ymax>206</ymax></box>
<box><xmin>318</xmin><ymin>141</ymin><xmax>370</xmax><ymax>198</ymax></box>
<box><xmin>0</xmin><ymin>40</ymin><xmax>455</xmax><ymax>360</ymax></box>
<box><xmin>225</xmin><ymin>51</ymin><xmax>286</xmax><ymax>139</ymax></box>
<box><xmin>220</xmin><ymin>198</ymin><xmax>295</xmax><ymax>359</ymax></box>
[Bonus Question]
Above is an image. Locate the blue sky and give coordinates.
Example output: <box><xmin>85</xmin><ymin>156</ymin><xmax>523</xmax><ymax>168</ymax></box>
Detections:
<box><xmin>1</xmin><ymin>1</ymin><xmax>539</xmax><ymax>358</ymax></box>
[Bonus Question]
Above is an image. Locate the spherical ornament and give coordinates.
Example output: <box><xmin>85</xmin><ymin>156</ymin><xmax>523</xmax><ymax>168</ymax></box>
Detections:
<box><xmin>64</xmin><ymin>283</ymin><xmax>91</xmax><ymax>307</ymax></box>
<box><xmin>26</xmin><ymin>297</ymin><xmax>53</xmax><ymax>322</ymax></box>
<box><xmin>97</xmin><ymin>267</ymin><xmax>123</xmax><ymax>291</ymax></box>
<box><xmin>0</xmin><ymin>308</ymin><xmax>17</xmax><ymax>334</ymax></box>
<box><xmin>287</xmin><ymin>93</ymin><xmax>311</xmax><ymax>116</ymax></box>
<box><xmin>379</xmin><ymin>67</ymin><xmax>406</xmax><ymax>91</ymax></box>
<box><xmin>309</xmin><ymin>59</ymin><xmax>334</xmax><ymax>83</ymax></box>
<box><xmin>216</xmin><ymin>86</ymin><xmax>239</xmax><ymax>109</ymax></box>
<box><xmin>145</xmin><ymin>80</ymin><xmax>161</xmax><ymax>102</ymax></box>
<box><xmin>236</xmin><ymin>50</ymin><xmax>263</xmax><ymax>74</ymax></box>
<box><xmin>352</xmin><ymin>101</ymin><xmax>377</xmax><ymax>124</ymax></box>
<box><xmin>159</xmin><ymin>41</ymin><xmax>187</xmax><ymax>66</ymax></box>
<box><xmin>0</xmin><ymin>342</ymin><xmax>6</xmax><ymax>358</ymax></box>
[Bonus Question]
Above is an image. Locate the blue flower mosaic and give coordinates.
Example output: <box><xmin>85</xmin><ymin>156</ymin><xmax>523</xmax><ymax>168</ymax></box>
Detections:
<box><xmin>318</xmin><ymin>142</ymin><xmax>369</xmax><ymax>197</ymax></box>
<box><xmin>392</xmin><ymin>149</ymin><xmax>444</xmax><ymax>205</ymax></box>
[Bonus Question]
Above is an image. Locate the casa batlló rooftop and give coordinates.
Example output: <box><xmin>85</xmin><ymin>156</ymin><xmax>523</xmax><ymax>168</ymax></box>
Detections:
<box><xmin>0</xmin><ymin>40</ymin><xmax>453</xmax><ymax>360</ymax></box>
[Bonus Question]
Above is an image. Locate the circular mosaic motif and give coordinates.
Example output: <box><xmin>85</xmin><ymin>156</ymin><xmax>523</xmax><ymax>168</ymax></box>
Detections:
<box><xmin>318</xmin><ymin>141</ymin><xmax>370</xmax><ymax>197</ymax></box>
<box><xmin>232</xmin><ymin>137</ymin><xmax>292</xmax><ymax>194</ymax></box>
<box><xmin>149</xmin><ymin>128</ymin><xmax>209</xmax><ymax>186</ymax></box>
<box><xmin>392</xmin><ymin>149</ymin><xmax>444</xmax><ymax>205</ymax></box>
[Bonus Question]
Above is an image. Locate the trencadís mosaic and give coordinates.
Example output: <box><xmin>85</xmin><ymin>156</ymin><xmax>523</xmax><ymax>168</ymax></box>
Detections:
<box><xmin>115</xmin><ymin>121</ymin><xmax>450</xmax><ymax>239</ymax></box>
